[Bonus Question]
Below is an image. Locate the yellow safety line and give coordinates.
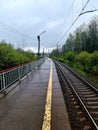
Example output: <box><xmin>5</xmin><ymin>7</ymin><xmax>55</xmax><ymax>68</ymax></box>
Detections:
<box><xmin>42</xmin><ymin>61</ymin><xmax>52</xmax><ymax>130</ymax></box>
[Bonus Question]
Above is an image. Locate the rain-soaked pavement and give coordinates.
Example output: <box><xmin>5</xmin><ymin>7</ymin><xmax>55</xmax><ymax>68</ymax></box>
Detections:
<box><xmin>0</xmin><ymin>58</ymin><xmax>71</xmax><ymax>130</ymax></box>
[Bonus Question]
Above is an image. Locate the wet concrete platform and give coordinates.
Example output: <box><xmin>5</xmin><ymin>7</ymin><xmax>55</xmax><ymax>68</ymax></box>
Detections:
<box><xmin>0</xmin><ymin>58</ymin><xmax>71</xmax><ymax>130</ymax></box>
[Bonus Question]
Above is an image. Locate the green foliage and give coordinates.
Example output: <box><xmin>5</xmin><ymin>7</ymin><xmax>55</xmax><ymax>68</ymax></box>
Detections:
<box><xmin>61</xmin><ymin>16</ymin><xmax>98</xmax><ymax>53</ymax></box>
<box><xmin>50</xmin><ymin>16</ymin><xmax>98</xmax><ymax>76</ymax></box>
<box><xmin>75</xmin><ymin>51</ymin><xmax>91</xmax><ymax>71</ymax></box>
<box><xmin>64</xmin><ymin>51</ymin><xmax>75</xmax><ymax>65</ymax></box>
<box><xmin>0</xmin><ymin>42</ymin><xmax>37</xmax><ymax>70</ymax></box>
<box><xmin>49</xmin><ymin>49</ymin><xmax>58</xmax><ymax>57</ymax></box>
<box><xmin>90</xmin><ymin>51</ymin><xmax>98</xmax><ymax>73</ymax></box>
<box><xmin>65</xmin><ymin>34</ymin><xmax>74</xmax><ymax>51</ymax></box>
<box><xmin>75</xmin><ymin>52</ymin><xmax>90</xmax><ymax>65</ymax></box>
<box><xmin>73</xmin><ymin>62</ymin><xmax>84</xmax><ymax>71</ymax></box>
<box><xmin>74</xmin><ymin>29</ymin><xmax>82</xmax><ymax>52</ymax></box>
<box><xmin>50</xmin><ymin>17</ymin><xmax>98</xmax><ymax>81</ymax></box>
<box><xmin>71</xmin><ymin>51</ymin><xmax>98</xmax><ymax>74</ymax></box>
<box><xmin>51</xmin><ymin>49</ymin><xmax>98</xmax><ymax>75</ymax></box>
<box><xmin>91</xmin><ymin>51</ymin><xmax>98</xmax><ymax>65</ymax></box>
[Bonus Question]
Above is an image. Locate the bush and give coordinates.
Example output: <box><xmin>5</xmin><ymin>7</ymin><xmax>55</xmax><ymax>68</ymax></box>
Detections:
<box><xmin>90</xmin><ymin>51</ymin><xmax>98</xmax><ymax>73</ymax></box>
<box><xmin>0</xmin><ymin>42</ymin><xmax>36</xmax><ymax>70</ymax></box>
<box><xmin>75</xmin><ymin>51</ymin><xmax>91</xmax><ymax>71</ymax></box>
<box><xmin>64</xmin><ymin>51</ymin><xmax>75</xmax><ymax>65</ymax></box>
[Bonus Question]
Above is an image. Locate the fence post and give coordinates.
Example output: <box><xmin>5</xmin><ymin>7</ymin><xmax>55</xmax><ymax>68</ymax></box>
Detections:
<box><xmin>26</xmin><ymin>64</ymin><xmax>28</xmax><ymax>80</ymax></box>
<box><xmin>2</xmin><ymin>73</ymin><xmax>6</xmax><ymax>94</ymax></box>
<box><xmin>18</xmin><ymin>67</ymin><xmax>21</xmax><ymax>87</ymax></box>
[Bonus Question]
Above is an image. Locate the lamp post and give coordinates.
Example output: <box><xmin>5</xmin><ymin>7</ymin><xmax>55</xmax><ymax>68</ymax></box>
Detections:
<box><xmin>37</xmin><ymin>31</ymin><xmax>46</xmax><ymax>58</ymax></box>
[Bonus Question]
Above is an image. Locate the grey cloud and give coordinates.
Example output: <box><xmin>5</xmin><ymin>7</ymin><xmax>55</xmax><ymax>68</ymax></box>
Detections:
<box><xmin>0</xmin><ymin>0</ymin><xmax>97</xmax><ymax>52</ymax></box>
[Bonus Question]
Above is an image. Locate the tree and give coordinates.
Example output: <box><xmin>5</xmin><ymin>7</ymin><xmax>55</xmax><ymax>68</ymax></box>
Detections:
<box><xmin>0</xmin><ymin>41</ymin><xmax>37</xmax><ymax>70</ymax></box>
<box><xmin>87</xmin><ymin>17</ymin><xmax>98</xmax><ymax>52</ymax></box>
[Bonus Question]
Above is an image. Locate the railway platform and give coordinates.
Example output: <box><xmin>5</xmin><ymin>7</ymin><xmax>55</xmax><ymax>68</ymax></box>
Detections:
<box><xmin>0</xmin><ymin>58</ymin><xmax>71</xmax><ymax>130</ymax></box>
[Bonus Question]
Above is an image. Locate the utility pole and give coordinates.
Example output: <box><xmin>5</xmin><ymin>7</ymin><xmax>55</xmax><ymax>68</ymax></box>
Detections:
<box><xmin>37</xmin><ymin>31</ymin><xmax>46</xmax><ymax>59</ymax></box>
<box><xmin>48</xmin><ymin>49</ymin><xmax>50</xmax><ymax>57</ymax></box>
<box><xmin>37</xmin><ymin>35</ymin><xmax>40</xmax><ymax>58</ymax></box>
<box><xmin>57</xmin><ymin>44</ymin><xmax>58</xmax><ymax>56</ymax></box>
<box><xmin>43</xmin><ymin>48</ymin><xmax>44</xmax><ymax>57</ymax></box>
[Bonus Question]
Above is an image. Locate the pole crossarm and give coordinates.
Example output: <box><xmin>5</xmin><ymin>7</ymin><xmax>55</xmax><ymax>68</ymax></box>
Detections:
<box><xmin>79</xmin><ymin>9</ymin><xmax>97</xmax><ymax>16</ymax></box>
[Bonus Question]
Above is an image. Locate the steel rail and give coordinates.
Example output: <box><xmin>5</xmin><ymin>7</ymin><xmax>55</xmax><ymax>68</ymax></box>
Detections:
<box><xmin>54</xmin><ymin>60</ymin><xmax>98</xmax><ymax>130</ymax></box>
<box><xmin>60</xmin><ymin>61</ymin><xmax>98</xmax><ymax>94</ymax></box>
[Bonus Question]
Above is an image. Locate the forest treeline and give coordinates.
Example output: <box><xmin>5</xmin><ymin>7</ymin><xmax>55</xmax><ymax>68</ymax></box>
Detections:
<box><xmin>62</xmin><ymin>16</ymin><xmax>98</xmax><ymax>53</ymax></box>
<box><xmin>50</xmin><ymin>15</ymin><xmax>98</xmax><ymax>75</ymax></box>
<box><xmin>0</xmin><ymin>41</ymin><xmax>37</xmax><ymax>70</ymax></box>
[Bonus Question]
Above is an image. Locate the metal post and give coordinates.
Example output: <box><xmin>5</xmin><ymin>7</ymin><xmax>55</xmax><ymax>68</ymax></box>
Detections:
<box><xmin>43</xmin><ymin>48</ymin><xmax>44</xmax><ymax>57</ymax></box>
<box><xmin>18</xmin><ymin>67</ymin><xmax>21</xmax><ymax>87</ymax></box>
<box><xmin>26</xmin><ymin>64</ymin><xmax>29</xmax><ymax>80</ymax></box>
<box><xmin>3</xmin><ymin>73</ymin><xmax>6</xmax><ymax>94</ymax></box>
<box><xmin>37</xmin><ymin>35</ymin><xmax>40</xmax><ymax>58</ymax></box>
<box><xmin>57</xmin><ymin>44</ymin><xmax>58</xmax><ymax>56</ymax></box>
<box><xmin>37</xmin><ymin>31</ymin><xmax>46</xmax><ymax>59</ymax></box>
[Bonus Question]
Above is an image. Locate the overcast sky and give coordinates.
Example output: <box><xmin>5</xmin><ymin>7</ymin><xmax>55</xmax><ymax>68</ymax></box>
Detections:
<box><xmin>0</xmin><ymin>0</ymin><xmax>98</xmax><ymax>52</ymax></box>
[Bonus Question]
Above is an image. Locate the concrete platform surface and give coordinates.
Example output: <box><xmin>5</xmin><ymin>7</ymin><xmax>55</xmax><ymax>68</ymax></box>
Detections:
<box><xmin>0</xmin><ymin>58</ymin><xmax>71</xmax><ymax>130</ymax></box>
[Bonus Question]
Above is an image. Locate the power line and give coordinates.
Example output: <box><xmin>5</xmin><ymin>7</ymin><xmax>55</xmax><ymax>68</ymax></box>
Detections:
<box><xmin>58</xmin><ymin>0</ymin><xmax>91</xmax><ymax>44</ymax></box>
<box><xmin>0</xmin><ymin>21</ymin><xmax>35</xmax><ymax>40</ymax></box>
<box><xmin>53</xmin><ymin>0</ymin><xmax>75</xmax><ymax>47</ymax></box>
<box><xmin>59</xmin><ymin>0</ymin><xmax>75</xmax><ymax>33</ymax></box>
<box><xmin>89</xmin><ymin>2</ymin><xmax>98</xmax><ymax>10</ymax></box>
<box><xmin>82</xmin><ymin>0</ymin><xmax>83</xmax><ymax>8</ymax></box>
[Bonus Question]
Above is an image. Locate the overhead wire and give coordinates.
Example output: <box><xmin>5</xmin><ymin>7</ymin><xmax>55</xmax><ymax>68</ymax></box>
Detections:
<box><xmin>58</xmin><ymin>0</ymin><xmax>75</xmax><ymax>33</ymax></box>
<box><xmin>82</xmin><ymin>0</ymin><xmax>83</xmax><ymax>8</ymax></box>
<box><xmin>57</xmin><ymin>0</ymin><xmax>90</xmax><ymax>44</ymax></box>
<box><xmin>52</xmin><ymin>0</ymin><xmax>75</xmax><ymax>48</ymax></box>
<box><xmin>89</xmin><ymin>2</ymin><xmax>97</xmax><ymax>10</ymax></box>
<box><xmin>0</xmin><ymin>21</ymin><xmax>35</xmax><ymax>41</ymax></box>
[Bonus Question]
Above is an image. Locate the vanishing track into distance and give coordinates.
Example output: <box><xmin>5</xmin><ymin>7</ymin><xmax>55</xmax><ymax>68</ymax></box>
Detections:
<box><xmin>54</xmin><ymin>60</ymin><xmax>98</xmax><ymax>130</ymax></box>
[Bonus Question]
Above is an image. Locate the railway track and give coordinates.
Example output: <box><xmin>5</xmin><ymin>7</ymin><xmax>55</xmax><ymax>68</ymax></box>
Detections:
<box><xmin>54</xmin><ymin>60</ymin><xmax>98</xmax><ymax>130</ymax></box>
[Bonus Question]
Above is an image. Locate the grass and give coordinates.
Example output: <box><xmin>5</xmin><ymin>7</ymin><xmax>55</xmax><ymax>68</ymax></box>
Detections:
<box><xmin>74</xmin><ymin>67</ymin><xmax>98</xmax><ymax>85</ymax></box>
